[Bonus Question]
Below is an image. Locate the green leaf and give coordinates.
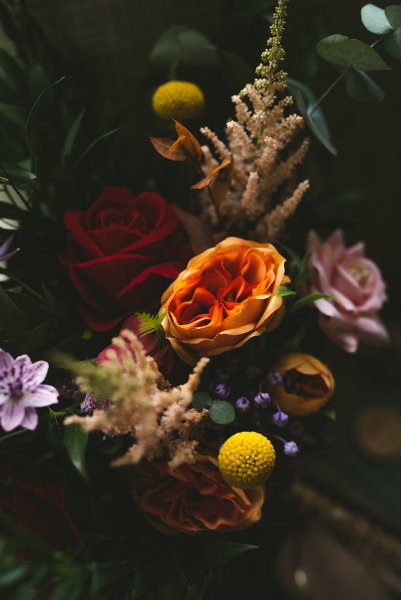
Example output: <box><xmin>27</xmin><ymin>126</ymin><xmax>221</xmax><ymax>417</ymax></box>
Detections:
<box><xmin>64</xmin><ymin>424</ymin><xmax>89</xmax><ymax>480</ymax></box>
<box><xmin>0</xmin><ymin>164</ymin><xmax>37</xmax><ymax>185</ymax></box>
<box><xmin>345</xmin><ymin>68</ymin><xmax>385</xmax><ymax>102</ymax></box>
<box><xmin>209</xmin><ymin>400</ymin><xmax>235</xmax><ymax>425</ymax></box>
<box><xmin>25</xmin><ymin>76</ymin><xmax>66</xmax><ymax>157</ymax></box>
<box><xmin>136</xmin><ymin>311</ymin><xmax>165</xmax><ymax>341</ymax></box>
<box><xmin>0</xmin><ymin>103</ymin><xmax>26</xmax><ymax>128</ymax></box>
<box><xmin>0</xmin><ymin>48</ymin><xmax>25</xmax><ymax>91</ymax></box>
<box><xmin>73</xmin><ymin>127</ymin><xmax>120</xmax><ymax>168</ymax></box>
<box><xmin>361</xmin><ymin>4</ymin><xmax>392</xmax><ymax>34</ymax></box>
<box><xmin>0</xmin><ymin>287</ymin><xmax>27</xmax><ymax>337</ymax></box>
<box><xmin>316</xmin><ymin>34</ymin><xmax>390</xmax><ymax>71</ymax></box>
<box><xmin>289</xmin><ymin>292</ymin><xmax>337</xmax><ymax>315</ymax></box>
<box><xmin>202</xmin><ymin>541</ymin><xmax>258</xmax><ymax>570</ymax></box>
<box><xmin>385</xmin><ymin>5</ymin><xmax>401</xmax><ymax>29</ymax></box>
<box><xmin>288</xmin><ymin>78</ymin><xmax>337</xmax><ymax>155</ymax></box>
<box><xmin>384</xmin><ymin>29</ymin><xmax>401</xmax><ymax>58</ymax></box>
<box><xmin>192</xmin><ymin>391</ymin><xmax>213</xmax><ymax>411</ymax></box>
<box><xmin>61</xmin><ymin>108</ymin><xmax>85</xmax><ymax>167</ymax></box>
<box><xmin>275</xmin><ymin>285</ymin><xmax>296</xmax><ymax>298</ymax></box>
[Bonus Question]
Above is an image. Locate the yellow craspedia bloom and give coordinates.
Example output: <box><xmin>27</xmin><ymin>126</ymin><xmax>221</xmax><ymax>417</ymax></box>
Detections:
<box><xmin>218</xmin><ymin>432</ymin><xmax>275</xmax><ymax>490</ymax></box>
<box><xmin>152</xmin><ymin>81</ymin><xmax>205</xmax><ymax>120</ymax></box>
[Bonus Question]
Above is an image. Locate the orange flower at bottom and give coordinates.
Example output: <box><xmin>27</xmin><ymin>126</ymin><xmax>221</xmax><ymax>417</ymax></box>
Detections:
<box><xmin>130</xmin><ymin>455</ymin><xmax>265</xmax><ymax>534</ymax></box>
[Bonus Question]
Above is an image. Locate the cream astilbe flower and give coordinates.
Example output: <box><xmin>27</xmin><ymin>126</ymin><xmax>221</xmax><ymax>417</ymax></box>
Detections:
<box><xmin>199</xmin><ymin>0</ymin><xmax>309</xmax><ymax>240</ymax></box>
<box><xmin>64</xmin><ymin>329</ymin><xmax>209</xmax><ymax>469</ymax></box>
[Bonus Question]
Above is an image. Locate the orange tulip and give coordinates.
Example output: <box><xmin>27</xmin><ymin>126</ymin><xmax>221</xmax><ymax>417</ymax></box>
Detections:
<box><xmin>129</xmin><ymin>455</ymin><xmax>265</xmax><ymax>534</ymax></box>
<box><xmin>268</xmin><ymin>353</ymin><xmax>335</xmax><ymax>416</ymax></box>
<box><xmin>161</xmin><ymin>237</ymin><xmax>288</xmax><ymax>364</ymax></box>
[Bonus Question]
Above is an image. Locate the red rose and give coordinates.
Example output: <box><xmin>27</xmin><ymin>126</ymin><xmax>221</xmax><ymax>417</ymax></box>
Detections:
<box><xmin>0</xmin><ymin>472</ymin><xmax>84</xmax><ymax>551</ymax></box>
<box><xmin>61</xmin><ymin>187</ymin><xmax>191</xmax><ymax>331</ymax></box>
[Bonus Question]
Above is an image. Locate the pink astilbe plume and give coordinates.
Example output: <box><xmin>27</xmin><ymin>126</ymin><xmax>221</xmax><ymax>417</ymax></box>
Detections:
<box><xmin>64</xmin><ymin>329</ymin><xmax>209</xmax><ymax>469</ymax></box>
<box><xmin>198</xmin><ymin>0</ymin><xmax>309</xmax><ymax>240</ymax></box>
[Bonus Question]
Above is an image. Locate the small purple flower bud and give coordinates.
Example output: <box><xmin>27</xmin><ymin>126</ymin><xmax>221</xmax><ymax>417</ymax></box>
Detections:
<box><xmin>253</xmin><ymin>392</ymin><xmax>270</xmax><ymax>408</ymax></box>
<box><xmin>273</xmin><ymin>410</ymin><xmax>289</xmax><ymax>428</ymax></box>
<box><xmin>245</xmin><ymin>366</ymin><xmax>260</xmax><ymax>380</ymax></box>
<box><xmin>235</xmin><ymin>396</ymin><xmax>251</xmax><ymax>413</ymax></box>
<box><xmin>284</xmin><ymin>441</ymin><xmax>299</xmax><ymax>457</ymax></box>
<box><xmin>214</xmin><ymin>383</ymin><xmax>231</xmax><ymax>398</ymax></box>
<box><xmin>81</xmin><ymin>392</ymin><xmax>96</xmax><ymax>413</ymax></box>
<box><xmin>267</xmin><ymin>371</ymin><xmax>283</xmax><ymax>386</ymax></box>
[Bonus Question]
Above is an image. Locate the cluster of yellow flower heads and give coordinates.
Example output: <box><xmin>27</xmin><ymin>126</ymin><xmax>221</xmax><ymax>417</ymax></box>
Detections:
<box><xmin>218</xmin><ymin>431</ymin><xmax>276</xmax><ymax>490</ymax></box>
<box><xmin>152</xmin><ymin>80</ymin><xmax>205</xmax><ymax>120</ymax></box>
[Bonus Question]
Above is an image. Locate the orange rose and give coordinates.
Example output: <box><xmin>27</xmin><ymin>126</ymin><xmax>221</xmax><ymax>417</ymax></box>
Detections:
<box><xmin>161</xmin><ymin>237</ymin><xmax>288</xmax><ymax>364</ymax></box>
<box><xmin>268</xmin><ymin>353</ymin><xmax>335</xmax><ymax>416</ymax></box>
<box><xmin>130</xmin><ymin>456</ymin><xmax>265</xmax><ymax>534</ymax></box>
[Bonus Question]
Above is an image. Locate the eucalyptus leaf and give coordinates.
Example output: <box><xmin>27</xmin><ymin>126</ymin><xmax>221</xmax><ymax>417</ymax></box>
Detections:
<box><xmin>316</xmin><ymin>34</ymin><xmax>390</xmax><ymax>71</ymax></box>
<box><xmin>385</xmin><ymin>5</ymin><xmax>401</xmax><ymax>29</ymax></box>
<box><xmin>64</xmin><ymin>424</ymin><xmax>89</xmax><ymax>480</ymax></box>
<box><xmin>209</xmin><ymin>400</ymin><xmax>235</xmax><ymax>425</ymax></box>
<box><xmin>192</xmin><ymin>391</ymin><xmax>213</xmax><ymax>411</ymax></box>
<box><xmin>288</xmin><ymin>79</ymin><xmax>337</xmax><ymax>155</ymax></box>
<box><xmin>361</xmin><ymin>4</ymin><xmax>392</xmax><ymax>34</ymax></box>
<box><xmin>345</xmin><ymin>68</ymin><xmax>385</xmax><ymax>102</ymax></box>
<box><xmin>150</xmin><ymin>27</ymin><xmax>218</xmax><ymax>73</ymax></box>
<box><xmin>384</xmin><ymin>29</ymin><xmax>401</xmax><ymax>58</ymax></box>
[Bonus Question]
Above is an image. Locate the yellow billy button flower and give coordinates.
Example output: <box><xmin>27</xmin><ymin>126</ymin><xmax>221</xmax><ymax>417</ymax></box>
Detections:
<box><xmin>152</xmin><ymin>81</ymin><xmax>205</xmax><ymax>120</ymax></box>
<box><xmin>218</xmin><ymin>432</ymin><xmax>275</xmax><ymax>490</ymax></box>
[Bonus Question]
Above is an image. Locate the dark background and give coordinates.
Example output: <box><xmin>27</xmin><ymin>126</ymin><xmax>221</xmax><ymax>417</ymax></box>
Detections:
<box><xmin>1</xmin><ymin>1</ymin><xmax>400</xmax><ymax>597</ymax></box>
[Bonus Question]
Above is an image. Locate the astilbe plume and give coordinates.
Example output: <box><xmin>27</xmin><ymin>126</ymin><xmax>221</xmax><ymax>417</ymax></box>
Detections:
<box><xmin>64</xmin><ymin>329</ymin><xmax>209</xmax><ymax>469</ymax></box>
<box><xmin>199</xmin><ymin>0</ymin><xmax>309</xmax><ymax>240</ymax></box>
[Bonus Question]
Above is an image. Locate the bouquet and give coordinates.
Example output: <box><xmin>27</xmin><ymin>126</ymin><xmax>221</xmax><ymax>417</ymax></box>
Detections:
<box><xmin>0</xmin><ymin>0</ymin><xmax>398</xmax><ymax>597</ymax></box>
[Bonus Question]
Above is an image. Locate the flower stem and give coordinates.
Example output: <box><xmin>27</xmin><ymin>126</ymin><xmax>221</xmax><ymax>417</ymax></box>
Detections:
<box><xmin>0</xmin><ymin>428</ymin><xmax>28</xmax><ymax>443</ymax></box>
<box><xmin>193</xmin><ymin>162</ymin><xmax>224</xmax><ymax>229</ymax></box>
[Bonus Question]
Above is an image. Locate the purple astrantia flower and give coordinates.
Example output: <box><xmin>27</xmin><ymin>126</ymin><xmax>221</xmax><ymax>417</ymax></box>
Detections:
<box><xmin>0</xmin><ymin>235</ymin><xmax>19</xmax><ymax>261</ymax></box>
<box><xmin>214</xmin><ymin>383</ymin><xmax>231</xmax><ymax>399</ymax></box>
<box><xmin>234</xmin><ymin>396</ymin><xmax>251</xmax><ymax>413</ymax></box>
<box><xmin>273</xmin><ymin>409</ymin><xmax>289</xmax><ymax>428</ymax></box>
<box><xmin>253</xmin><ymin>391</ymin><xmax>270</xmax><ymax>408</ymax></box>
<box><xmin>0</xmin><ymin>349</ymin><xmax>58</xmax><ymax>432</ymax></box>
<box><xmin>284</xmin><ymin>441</ymin><xmax>299</xmax><ymax>457</ymax></box>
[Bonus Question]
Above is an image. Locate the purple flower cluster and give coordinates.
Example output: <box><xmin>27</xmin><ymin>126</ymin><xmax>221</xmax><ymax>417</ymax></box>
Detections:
<box><xmin>0</xmin><ymin>349</ymin><xmax>58</xmax><ymax>431</ymax></box>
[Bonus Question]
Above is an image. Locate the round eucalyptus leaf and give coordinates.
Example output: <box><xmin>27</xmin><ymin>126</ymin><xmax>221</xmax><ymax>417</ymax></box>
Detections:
<box><xmin>149</xmin><ymin>26</ymin><xmax>218</xmax><ymax>73</ymax></box>
<box><xmin>385</xmin><ymin>5</ymin><xmax>401</xmax><ymax>29</ymax></box>
<box><xmin>361</xmin><ymin>4</ymin><xmax>392</xmax><ymax>34</ymax></box>
<box><xmin>287</xmin><ymin>78</ymin><xmax>337</xmax><ymax>156</ymax></box>
<box><xmin>192</xmin><ymin>391</ymin><xmax>213</xmax><ymax>411</ymax></box>
<box><xmin>384</xmin><ymin>29</ymin><xmax>401</xmax><ymax>58</ymax></box>
<box><xmin>209</xmin><ymin>400</ymin><xmax>235</xmax><ymax>425</ymax></box>
<box><xmin>316</xmin><ymin>34</ymin><xmax>390</xmax><ymax>71</ymax></box>
<box><xmin>345</xmin><ymin>67</ymin><xmax>385</xmax><ymax>102</ymax></box>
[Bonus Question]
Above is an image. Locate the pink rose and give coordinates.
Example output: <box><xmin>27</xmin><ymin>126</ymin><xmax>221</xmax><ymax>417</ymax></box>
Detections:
<box><xmin>98</xmin><ymin>314</ymin><xmax>174</xmax><ymax>375</ymax></box>
<box><xmin>306</xmin><ymin>230</ymin><xmax>389</xmax><ymax>353</ymax></box>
